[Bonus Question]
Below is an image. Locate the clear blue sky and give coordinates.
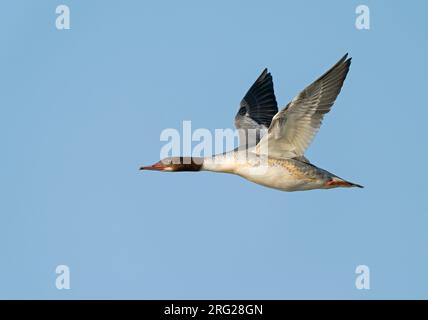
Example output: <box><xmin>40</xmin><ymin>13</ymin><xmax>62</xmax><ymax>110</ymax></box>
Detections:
<box><xmin>0</xmin><ymin>0</ymin><xmax>427</xmax><ymax>299</ymax></box>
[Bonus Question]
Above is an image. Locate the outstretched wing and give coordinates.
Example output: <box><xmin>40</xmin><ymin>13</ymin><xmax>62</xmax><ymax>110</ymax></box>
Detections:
<box><xmin>235</xmin><ymin>68</ymin><xmax>278</xmax><ymax>147</ymax></box>
<box><xmin>256</xmin><ymin>54</ymin><xmax>351</xmax><ymax>159</ymax></box>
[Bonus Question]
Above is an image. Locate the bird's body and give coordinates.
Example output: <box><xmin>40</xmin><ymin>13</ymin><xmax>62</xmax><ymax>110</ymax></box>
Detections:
<box><xmin>141</xmin><ymin>54</ymin><xmax>363</xmax><ymax>192</ymax></box>
<box><xmin>202</xmin><ymin>149</ymin><xmax>361</xmax><ymax>191</ymax></box>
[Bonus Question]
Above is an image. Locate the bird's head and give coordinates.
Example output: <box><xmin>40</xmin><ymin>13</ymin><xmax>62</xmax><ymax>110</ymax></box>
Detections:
<box><xmin>139</xmin><ymin>157</ymin><xmax>203</xmax><ymax>172</ymax></box>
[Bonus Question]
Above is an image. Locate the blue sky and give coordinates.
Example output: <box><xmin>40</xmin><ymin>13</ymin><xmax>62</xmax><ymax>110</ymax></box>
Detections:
<box><xmin>0</xmin><ymin>1</ymin><xmax>427</xmax><ymax>299</ymax></box>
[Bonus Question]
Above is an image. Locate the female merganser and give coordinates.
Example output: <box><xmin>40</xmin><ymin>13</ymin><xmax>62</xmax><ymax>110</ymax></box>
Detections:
<box><xmin>141</xmin><ymin>54</ymin><xmax>363</xmax><ymax>192</ymax></box>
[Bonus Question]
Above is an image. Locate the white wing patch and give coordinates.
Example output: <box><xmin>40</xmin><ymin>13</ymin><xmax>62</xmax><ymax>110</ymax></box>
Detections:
<box><xmin>256</xmin><ymin>54</ymin><xmax>352</xmax><ymax>159</ymax></box>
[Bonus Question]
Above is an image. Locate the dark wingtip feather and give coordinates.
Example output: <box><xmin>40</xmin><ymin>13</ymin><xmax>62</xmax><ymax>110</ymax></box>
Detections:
<box><xmin>343</xmin><ymin>53</ymin><xmax>352</xmax><ymax>67</ymax></box>
<box><xmin>257</xmin><ymin>68</ymin><xmax>270</xmax><ymax>82</ymax></box>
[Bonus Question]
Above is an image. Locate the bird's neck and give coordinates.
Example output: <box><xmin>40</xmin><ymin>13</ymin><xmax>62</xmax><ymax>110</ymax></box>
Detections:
<box><xmin>173</xmin><ymin>157</ymin><xmax>204</xmax><ymax>171</ymax></box>
<box><xmin>201</xmin><ymin>153</ymin><xmax>239</xmax><ymax>173</ymax></box>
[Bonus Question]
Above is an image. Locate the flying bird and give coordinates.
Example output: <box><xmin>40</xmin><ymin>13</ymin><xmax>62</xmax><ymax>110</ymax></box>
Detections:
<box><xmin>141</xmin><ymin>54</ymin><xmax>363</xmax><ymax>192</ymax></box>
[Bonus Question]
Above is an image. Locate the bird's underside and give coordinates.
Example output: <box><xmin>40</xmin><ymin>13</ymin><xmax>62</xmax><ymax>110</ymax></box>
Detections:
<box><xmin>141</xmin><ymin>54</ymin><xmax>363</xmax><ymax>192</ymax></box>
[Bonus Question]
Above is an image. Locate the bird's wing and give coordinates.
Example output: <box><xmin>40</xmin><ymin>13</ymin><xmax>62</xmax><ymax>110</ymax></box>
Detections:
<box><xmin>255</xmin><ymin>54</ymin><xmax>351</xmax><ymax>159</ymax></box>
<box><xmin>234</xmin><ymin>68</ymin><xmax>278</xmax><ymax>148</ymax></box>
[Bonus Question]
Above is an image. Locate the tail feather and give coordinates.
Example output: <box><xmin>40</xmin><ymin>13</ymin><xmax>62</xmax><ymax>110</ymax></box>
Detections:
<box><xmin>347</xmin><ymin>181</ymin><xmax>364</xmax><ymax>188</ymax></box>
